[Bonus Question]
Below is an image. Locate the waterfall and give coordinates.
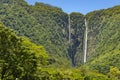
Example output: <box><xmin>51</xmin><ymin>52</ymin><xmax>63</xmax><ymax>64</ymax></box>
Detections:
<box><xmin>68</xmin><ymin>15</ymin><xmax>71</xmax><ymax>43</ymax></box>
<box><xmin>84</xmin><ymin>18</ymin><xmax>88</xmax><ymax>63</ymax></box>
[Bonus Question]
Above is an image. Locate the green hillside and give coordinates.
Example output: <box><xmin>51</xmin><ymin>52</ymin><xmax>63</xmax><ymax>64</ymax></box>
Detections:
<box><xmin>85</xmin><ymin>6</ymin><xmax>120</xmax><ymax>74</ymax></box>
<box><xmin>0</xmin><ymin>0</ymin><xmax>120</xmax><ymax>79</ymax></box>
<box><xmin>0</xmin><ymin>0</ymin><xmax>85</xmax><ymax>67</ymax></box>
<box><xmin>0</xmin><ymin>22</ymin><xmax>109</xmax><ymax>80</ymax></box>
<box><xmin>0</xmin><ymin>0</ymin><xmax>70</xmax><ymax>67</ymax></box>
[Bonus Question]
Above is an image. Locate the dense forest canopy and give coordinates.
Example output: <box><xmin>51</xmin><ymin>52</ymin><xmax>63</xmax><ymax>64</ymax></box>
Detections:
<box><xmin>0</xmin><ymin>0</ymin><xmax>120</xmax><ymax>79</ymax></box>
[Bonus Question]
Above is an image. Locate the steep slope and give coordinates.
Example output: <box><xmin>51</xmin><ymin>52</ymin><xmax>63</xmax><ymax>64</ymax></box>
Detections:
<box><xmin>85</xmin><ymin>5</ymin><xmax>120</xmax><ymax>74</ymax></box>
<box><xmin>0</xmin><ymin>0</ymin><xmax>70</xmax><ymax>67</ymax></box>
<box><xmin>0</xmin><ymin>0</ymin><xmax>86</xmax><ymax>67</ymax></box>
<box><xmin>68</xmin><ymin>12</ymin><xmax>85</xmax><ymax>66</ymax></box>
<box><xmin>0</xmin><ymin>22</ymin><xmax>109</xmax><ymax>80</ymax></box>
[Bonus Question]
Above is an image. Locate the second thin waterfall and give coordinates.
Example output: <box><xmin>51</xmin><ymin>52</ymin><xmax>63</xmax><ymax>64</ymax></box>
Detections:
<box><xmin>84</xmin><ymin>18</ymin><xmax>88</xmax><ymax>63</ymax></box>
<box><xmin>68</xmin><ymin>15</ymin><xmax>71</xmax><ymax>43</ymax></box>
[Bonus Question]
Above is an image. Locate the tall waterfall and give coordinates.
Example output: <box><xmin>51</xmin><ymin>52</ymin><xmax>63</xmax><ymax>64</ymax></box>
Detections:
<box><xmin>68</xmin><ymin>15</ymin><xmax>71</xmax><ymax>43</ymax></box>
<box><xmin>84</xmin><ymin>18</ymin><xmax>88</xmax><ymax>63</ymax></box>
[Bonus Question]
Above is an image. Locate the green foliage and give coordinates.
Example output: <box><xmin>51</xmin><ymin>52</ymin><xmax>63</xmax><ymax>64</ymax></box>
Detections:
<box><xmin>0</xmin><ymin>0</ymin><xmax>120</xmax><ymax>79</ymax></box>
<box><xmin>21</xmin><ymin>37</ymin><xmax>48</xmax><ymax>65</ymax></box>
<box><xmin>0</xmin><ymin>0</ymin><xmax>70</xmax><ymax>67</ymax></box>
<box><xmin>0</xmin><ymin>24</ymin><xmax>48</xmax><ymax>79</ymax></box>
<box><xmin>36</xmin><ymin>67</ymin><xmax>108</xmax><ymax>80</ymax></box>
<box><xmin>0</xmin><ymin>0</ymin><xmax>85</xmax><ymax>67</ymax></box>
<box><xmin>108</xmin><ymin>67</ymin><xmax>120</xmax><ymax>80</ymax></box>
<box><xmin>85</xmin><ymin>5</ymin><xmax>120</xmax><ymax>74</ymax></box>
<box><xmin>0</xmin><ymin>23</ymin><xmax>108</xmax><ymax>80</ymax></box>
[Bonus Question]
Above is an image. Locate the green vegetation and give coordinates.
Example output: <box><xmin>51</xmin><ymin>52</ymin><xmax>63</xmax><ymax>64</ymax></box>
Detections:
<box><xmin>0</xmin><ymin>23</ymin><xmax>109</xmax><ymax>80</ymax></box>
<box><xmin>0</xmin><ymin>0</ymin><xmax>120</xmax><ymax>79</ymax></box>
<box><xmin>0</xmin><ymin>23</ymin><xmax>47</xmax><ymax>79</ymax></box>
<box><xmin>85</xmin><ymin>6</ymin><xmax>120</xmax><ymax>75</ymax></box>
<box><xmin>0</xmin><ymin>0</ymin><xmax>70</xmax><ymax>67</ymax></box>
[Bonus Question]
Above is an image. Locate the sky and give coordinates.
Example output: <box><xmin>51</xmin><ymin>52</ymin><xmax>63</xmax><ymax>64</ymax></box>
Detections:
<box><xmin>25</xmin><ymin>0</ymin><xmax>120</xmax><ymax>14</ymax></box>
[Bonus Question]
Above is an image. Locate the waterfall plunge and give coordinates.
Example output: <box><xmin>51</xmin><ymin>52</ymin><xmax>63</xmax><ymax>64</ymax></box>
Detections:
<box><xmin>68</xmin><ymin>15</ymin><xmax>71</xmax><ymax>43</ymax></box>
<box><xmin>84</xmin><ymin>18</ymin><xmax>88</xmax><ymax>63</ymax></box>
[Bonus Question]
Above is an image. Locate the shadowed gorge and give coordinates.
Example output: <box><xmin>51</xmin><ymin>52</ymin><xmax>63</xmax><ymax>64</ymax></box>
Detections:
<box><xmin>0</xmin><ymin>0</ymin><xmax>120</xmax><ymax>79</ymax></box>
<box><xmin>68</xmin><ymin>13</ymin><xmax>84</xmax><ymax>66</ymax></box>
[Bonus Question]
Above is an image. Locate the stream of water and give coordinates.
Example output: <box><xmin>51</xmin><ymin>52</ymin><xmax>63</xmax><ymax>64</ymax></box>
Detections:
<box><xmin>68</xmin><ymin>15</ymin><xmax>71</xmax><ymax>43</ymax></box>
<box><xmin>84</xmin><ymin>18</ymin><xmax>88</xmax><ymax>63</ymax></box>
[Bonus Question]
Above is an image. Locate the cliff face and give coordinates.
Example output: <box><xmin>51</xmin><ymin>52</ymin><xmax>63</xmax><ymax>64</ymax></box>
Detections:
<box><xmin>86</xmin><ymin>6</ymin><xmax>120</xmax><ymax>74</ymax></box>
<box><xmin>86</xmin><ymin>6</ymin><xmax>120</xmax><ymax>60</ymax></box>
<box><xmin>68</xmin><ymin>13</ymin><xmax>84</xmax><ymax>66</ymax></box>
<box><xmin>68</xmin><ymin>6</ymin><xmax>120</xmax><ymax>70</ymax></box>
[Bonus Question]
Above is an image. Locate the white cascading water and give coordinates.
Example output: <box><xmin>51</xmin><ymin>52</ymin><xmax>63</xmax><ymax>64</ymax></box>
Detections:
<box><xmin>84</xmin><ymin>18</ymin><xmax>88</xmax><ymax>63</ymax></box>
<box><xmin>68</xmin><ymin>15</ymin><xmax>71</xmax><ymax>43</ymax></box>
